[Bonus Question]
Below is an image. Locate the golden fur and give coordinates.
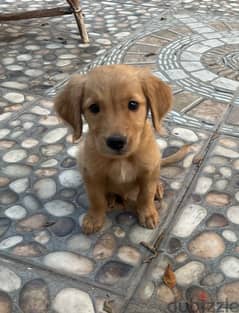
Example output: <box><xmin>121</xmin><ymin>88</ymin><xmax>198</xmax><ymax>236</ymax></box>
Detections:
<box><xmin>55</xmin><ymin>64</ymin><xmax>186</xmax><ymax>234</ymax></box>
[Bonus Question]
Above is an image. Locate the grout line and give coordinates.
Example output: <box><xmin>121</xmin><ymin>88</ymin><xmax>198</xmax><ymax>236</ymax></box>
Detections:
<box><xmin>0</xmin><ymin>253</ymin><xmax>124</xmax><ymax>298</ymax></box>
<box><xmin>121</xmin><ymin>86</ymin><xmax>239</xmax><ymax>312</ymax></box>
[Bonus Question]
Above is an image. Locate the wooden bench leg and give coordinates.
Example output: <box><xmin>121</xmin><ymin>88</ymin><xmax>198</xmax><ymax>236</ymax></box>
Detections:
<box><xmin>66</xmin><ymin>0</ymin><xmax>89</xmax><ymax>43</ymax></box>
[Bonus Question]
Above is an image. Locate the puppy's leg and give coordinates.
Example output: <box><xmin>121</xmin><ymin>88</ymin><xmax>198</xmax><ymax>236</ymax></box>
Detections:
<box><xmin>136</xmin><ymin>178</ymin><xmax>159</xmax><ymax>229</ymax></box>
<box><xmin>82</xmin><ymin>177</ymin><xmax>107</xmax><ymax>234</ymax></box>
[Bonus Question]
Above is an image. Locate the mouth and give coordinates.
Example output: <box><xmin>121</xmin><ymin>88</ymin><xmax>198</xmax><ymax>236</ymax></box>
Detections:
<box><xmin>107</xmin><ymin>147</ymin><xmax>129</xmax><ymax>157</ymax></box>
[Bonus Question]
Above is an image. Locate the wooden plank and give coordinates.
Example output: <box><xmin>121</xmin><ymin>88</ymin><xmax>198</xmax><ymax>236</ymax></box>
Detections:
<box><xmin>0</xmin><ymin>6</ymin><xmax>73</xmax><ymax>21</ymax></box>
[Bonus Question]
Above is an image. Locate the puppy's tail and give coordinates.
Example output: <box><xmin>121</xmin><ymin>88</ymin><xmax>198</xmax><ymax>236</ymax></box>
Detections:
<box><xmin>161</xmin><ymin>144</ymin><xmax>191</xmax><ymax>166</ymax></box>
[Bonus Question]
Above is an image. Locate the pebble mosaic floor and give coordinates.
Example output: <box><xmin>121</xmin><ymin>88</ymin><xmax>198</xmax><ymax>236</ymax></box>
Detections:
<box><xmin>1</xmin><ymin>0</ymin><xmax>239</xmax><ymax>312</ymax></box>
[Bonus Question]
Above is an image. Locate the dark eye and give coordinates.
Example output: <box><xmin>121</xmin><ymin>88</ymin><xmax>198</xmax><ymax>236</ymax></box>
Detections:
<box><xmin>89</xmin><ymin>103</ymin><xmax>100</xmax><ymax>114</ymax></box>
<box><xmin>128</xmin><ymin>101</ymin><xmax>139</xmax><ymax>111</ymax></box>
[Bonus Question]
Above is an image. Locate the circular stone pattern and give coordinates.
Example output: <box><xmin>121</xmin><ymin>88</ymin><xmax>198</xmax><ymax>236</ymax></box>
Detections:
<box><xmin>202</xmin><ymin>45</ymin><xmax>239</xmax><ymax>76</ymax></box>
<box><xmin>92</xmin><ymin>20</ymin><xmax>239</xmax><ymax>105</ymax></box>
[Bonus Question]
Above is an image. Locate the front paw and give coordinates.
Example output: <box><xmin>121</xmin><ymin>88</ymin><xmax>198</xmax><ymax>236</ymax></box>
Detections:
<box><xmin>82</xmin><ymin>213</ymin><xmax>104</xmax><ymax>234</ymax></box>
<box><xmin>137</xmin><ymin>207</ymin><xmax>159</xmax><ymax>229</ymax></box>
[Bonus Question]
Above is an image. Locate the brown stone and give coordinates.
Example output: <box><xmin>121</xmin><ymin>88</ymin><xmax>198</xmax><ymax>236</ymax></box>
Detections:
<box><xmin>205</xmin><ymin>192</ymin><xmax>230</xmax><ymax>207</ymax></box>
<box><xmin>35</xmin><ymin>168</ymin><xmax>58</xmax><ymax>177</ymax></box>
<box><xmin>157</xmin><ymin>285</ymin><xmax>181</xmax><ymax>304</ymax></box>
<box><xmin>175</xmin><ymin>252</ymin><xmax>188</xmax><ymax>263</ymax></box>
<box><xmin>189</xmin><ymin>100</ymin><xmax>226</xmax><ymax>124</ymax></box>
<box><xmin>209</xmin><ymin>21</ymin><xmax>229</xmax><ymax>31</ymax></box>
<box><xmin>12</xmin><ymin>242</ymin><xmax>47</xmax><ymax>257</ymax></box>
<box><xmin>235</xmin><ymin>246</ymin><xmax>239</xmax><ymax>254</ymax></box>
<box><xmin>173</xmin><ymin>91</ymin><xmax>201</xmax><ymax>112</ymax></box>
<box><xmin>155</xmin><ymin>29</ymin><xmax>179</xmax><ymax>40</ymax></box>
<box><xmin>96</xmin><ymin>261</ymin><xmax>133</xmax><ymax>285</ymax></box>
<box><xmin>206</xmin><ymin>214</ymin><xmax>229</xmax><ymax>228</ymax></box>
<box><xmin>19</xmin><ymin>279</ymin><xmax>50</xmax><ymax>313</ymax></box>
<box><xmin>0</xmin><ymin>177</ymin><xmax>10</xmax><ymax>187</ymax></box>
<box><xmin>137</xmin><ymin>35</ymin><xmax>168</xmax><ymax>46</ymax></box>
<box><xmin>127</xmin><ymin>44</ymin><xmax>158</xmax><ymax>54</ymax></box>
<box><xmin>188</xmin><ymin>231</ymin><xmax>225</xmax><ymax>259</ymax></box>
<box><xmin>124</xmin><ymin>52</ymin><xmax>156</xmax><ymax>63</ymax></box>
<box><xmin>160</xmin><ymin>166</ymin><xmax>183</xmax><ymax>178</ymax></box>
<box><xmin>117</xmin><ymin>246</ymin><xmax>141</xmax><ymax>265</ymax></box>
<box><xmin>226</xmin><ymin>106</ymin><xmax>239</xmax><ymax>126</ymax></box>
<box><xmin>219</xmin><ymin>138</ymin><xmax>237</xmax><ymax>149</ymax></box>
<box><xmin>0</xmin><ymin>290</ymin><xmax>12</xmax><ymax>313</ymax></box>
<box><xmin>186</xmin><ymin>287</ymin><xmax>213</xmax><ymax>312</ymax></box>
<box><xmin>218</xmin><ymin>281</ymin><xmax>239</xmax><ymax>302</ymax></box>
<box><xmin>93</xmin><ymin>233</ymin><xmax>116</xmax><ymax>260</ymax></box>
<box><xmin>0</xmin><ymin>140</ymin><xmax>15</xmax><ymax>149</ymax></box>
<box><xmin>16</xmin><ymin>214</ymin><xmax>48</xmax><ymax>232</ymax></box>
<box><xmin>170</xmin><ymin>26</ymin><xmax>192</xmax><ymax>35</ymax></box>
<box><xmin>27</xmin><ymin>155</ymin><xmax>40</xmax><ymax>164</ymax></box>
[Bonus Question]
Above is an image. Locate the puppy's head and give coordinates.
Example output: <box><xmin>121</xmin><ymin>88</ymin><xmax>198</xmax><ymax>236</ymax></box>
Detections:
<box><xmin>54</xmin><ymin>65</ymin><xmax>172</xmax><ymax>158</ymax></box>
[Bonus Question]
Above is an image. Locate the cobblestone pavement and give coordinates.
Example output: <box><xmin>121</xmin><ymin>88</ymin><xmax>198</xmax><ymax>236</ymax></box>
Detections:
<box><xmin>1</xmin><ymin>0</ymin><xmax>239</xmax><ymax>312</ymax></box>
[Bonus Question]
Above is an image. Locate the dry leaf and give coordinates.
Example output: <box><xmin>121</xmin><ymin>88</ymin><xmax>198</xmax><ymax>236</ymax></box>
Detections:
<box><xmin>163</xmin><ymin>264</ymin><xmax>176</xmax><ymax>289</ymax></box>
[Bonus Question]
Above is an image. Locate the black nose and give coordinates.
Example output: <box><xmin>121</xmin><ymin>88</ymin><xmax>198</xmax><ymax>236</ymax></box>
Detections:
<box><xmin>106</xmin><ymin>135</ymin><xmax>127</xmax><ymax>151</ymax></box>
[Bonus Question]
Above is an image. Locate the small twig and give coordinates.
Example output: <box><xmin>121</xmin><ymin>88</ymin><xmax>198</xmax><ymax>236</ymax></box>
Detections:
<box><xmin>103</xmin><ymin>300</ymin><xmax>114</xmax><ymax>313</ymax></box>
<box><xmin>140</xmin><ymin>232</ymin><xmax>164</xmax><ymax>263</ymax></box>
<box><xmin>140</xmin><ymin>241</ymin><xmax>157</xmax><ymax>254</ymax></box>
<box><xmin>143</xmin><ymin>253</ymin><xmax>158</xmax><ymax>263</ymax></box>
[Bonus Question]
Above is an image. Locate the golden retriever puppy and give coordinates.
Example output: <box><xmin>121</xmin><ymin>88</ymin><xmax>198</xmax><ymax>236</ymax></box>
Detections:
<box><xmin>55</xmin><ymin>64</ymin><xmax>180</xmax><ymax>234</ymax></box>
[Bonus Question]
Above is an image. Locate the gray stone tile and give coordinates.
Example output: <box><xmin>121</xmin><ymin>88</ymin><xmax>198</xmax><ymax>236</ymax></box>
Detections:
<box><xmin>0</xmin><ymin>256</ymin><xmax>124</xmax><ymax>313</ymax></box>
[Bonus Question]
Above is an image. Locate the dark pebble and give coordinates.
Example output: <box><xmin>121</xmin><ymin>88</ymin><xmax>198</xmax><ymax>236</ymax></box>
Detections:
<box><xmin>206</xmin><ymin>213</ymin><xmax>229</xmax><ymax>228</ymax></box>
<box><xmin>50</xmin><ymin>217</ymin><xmax>75</xmax><ymax>237</ymax></box>
<box><xmin>167</xmin><ymin>237</ymin><xmax>182</xmax><ymax>254</ymax></box>
<box><xmin>0</xmin><ymin>189</ymin><xmax>18</xmax><ymax>205</ymax></box>
<box><xmin>116</xmin><ymin>212</ymin><xmax>136</xmax><ymax>226</ymax></box>
<box><xmin>61</xmin><ymin>157</ymin><xmax>77</xmax><ymax>168</ymax></box>
<box><xmin>19</xmin><ymin>279</ymin><xmax>50</xmax><ymax>313</ymax></box>
<box><xmin>96</xmin><ymin>261</ymin><xmax>133</xmax><ymax>285</ymax></box>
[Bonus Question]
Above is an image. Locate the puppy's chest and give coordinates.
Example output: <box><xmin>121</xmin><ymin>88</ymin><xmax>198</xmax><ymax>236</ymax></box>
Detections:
<box><xmin>108</xmin><ymin>160</ymin><xmax>137</xmax><ymax>184</ymax></box>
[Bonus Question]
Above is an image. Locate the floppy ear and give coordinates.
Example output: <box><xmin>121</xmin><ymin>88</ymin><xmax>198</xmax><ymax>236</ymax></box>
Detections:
<box><xmin>54</xmin><ymin>74</ymin><xmax>86</xmax><ymax>140</ymax></box>
<box><xmin>142</xmin><ymin>73</ymin><xmax>172</xmax><ymax>134</ymax></box>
